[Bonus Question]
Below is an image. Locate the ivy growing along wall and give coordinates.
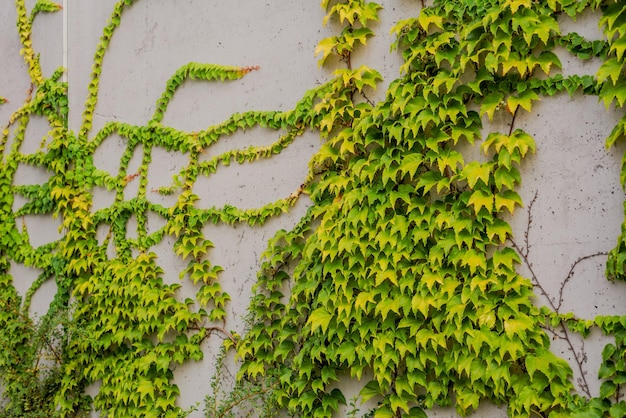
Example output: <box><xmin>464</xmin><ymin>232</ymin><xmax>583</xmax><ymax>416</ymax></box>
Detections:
<box><xmin>2</xmin><ymin>0</ymin><xmax>626</xmax><ymax>417</ymax></box>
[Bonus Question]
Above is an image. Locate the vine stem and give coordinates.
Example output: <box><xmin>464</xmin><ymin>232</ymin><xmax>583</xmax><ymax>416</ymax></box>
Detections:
<box><xmin>508</xmin><ymin>105</ymin><xmax>519</xmax><ymax>136</ymax></box>
<box><xmin>190</xmin><ymin>324</ymin><xmax>237</xmax><ymax>345</ymax></box>
<box><xmin>505</xmin><ymin>188</ymin><xmax>613</xmax><ymax>398</ymax></box>
<box><xmin>510</xmin><ymin>236</ymin><xmax>593</xmax><ymax>398</ymax></box>
<box><xmin>556</xmin><ymin>252</ymin><xmax>607</xmax><ymax>311</ymax></box>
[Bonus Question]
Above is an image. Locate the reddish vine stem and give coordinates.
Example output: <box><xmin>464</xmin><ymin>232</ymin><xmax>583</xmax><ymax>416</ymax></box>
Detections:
<box><xmin>520</xmin><ymin>192</ymin><xmax>538</xmax><ymax>259</ymax></box>
<box><xmin>506</xmin><ymin>190</ymin><xmax>608</xmax><ymax>398</ymax></box>
<box><xmin>191</xmin><ymin>324</ymin><xmax>237</xmax><ymax>346</ymax></box>
<box><xmin>508</xmin><ymin>105</ymin><xmax>520</xmax><ymax>136</ymax></box>
<box><xmin>509</xmin><ymin>239</ymin><xmax>601</xmax><ymax>398</ymax></box>
<box><xmin>513</xmin><ymin>233</ymin><xmax>592</xmax><ymax>397</ymax></box>
<box><xmin>205</xmin><ymin>326</ymin><xmax>237</xmax><ymax>345</ymax></box>
<box><xmin>556</xmin><ymin>252</ymin><xmax>607</xmax><ymax>311</ymax></box>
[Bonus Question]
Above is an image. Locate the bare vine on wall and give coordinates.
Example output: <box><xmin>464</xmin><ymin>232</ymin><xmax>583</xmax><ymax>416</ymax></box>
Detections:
<box><xmin>508</xmin><ymin>191</ymin><xmax>608</xmax><ymax>400</ymax></box>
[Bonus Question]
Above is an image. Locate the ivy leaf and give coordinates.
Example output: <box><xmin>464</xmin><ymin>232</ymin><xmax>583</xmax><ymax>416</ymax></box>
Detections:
<box><xmin>505</xmin><ymin>0</ymin><xmax>531</xmax><ymax>14</ymax></box>
<box><xmin>509</xmin><ymin>129</ymin><xmax>536</xmax><ymax>158</ymax></box>
<box><xmin>461</xmin><ymin>249</ymin><xmax>487</xmax><ymax>274</ymax></box>
<box><xmin>32</xmin><ymin>0</ymin><xmax>62</xmax><ymax>15</ymax></box>
<box><xmin>398</xmin><ymin>153</ymin><xmax>423</xmax><ymax>179</ymax></box>
<box><xmin>467</xmin><ymin>68</ymin><xmax>494</xmax><ymax>94</ymax></box>
<box><xmin>408</xmin><ymin>407</ymin><xmax>428</xmax><ymax>417</ymax></box>
<box><xmin>417</xmin><ymin>171</ymin><xmax>443</xmax><ymax>194</ymax></box>
<box><xmin>493</xmin><ymin>248</ymin><xmax>520</xmax><ymax>270</ymax></box>
<box><xmin>529</xmin><ymin>51</ymin><xmax>561</xmax><ymax>75</ymax></box>
<box><xmin>600</xmin><ymin>380</ymin><xmax>617</xmax><ymax>399</ymax></box>
<box><xmin>507</xmin><ymin>89</ymin><xmax>539</xmax><ymax>114</ymax></box>
<box><xmin>486</xmin><ymin>218</ymin><xmax>512</xmax><ymax>243</ymax></box>
<box><xmin>468</xmin><ymin>189</ymin><xmax>494</xmax><ymax>214</ymax></box>
<box><xmin>374</xmin><ymin>405</ymin><xmax>395</xmax><ymax>418</ymax></box>
<box><xmin>597</xmin><ymin>58</ymin><xmax>624</xmax><ymax>86</ymax></box>
<box><xmin>462</xmin><ymin>161</ymin><xmax>492</xmax><ymax>188</ymax></box>
<box><xmin>418</xmin><ymin>11</ymin><xmax>444</xmax><ymax>32</ymax></box>
<box><xmin>316</xmin><ymin>37</ymin><xmax>338</xmax><ymax>66</ymax></box>
<box><xmin>536</xmin><ymin>14</ymin><xmax>560</xmax><ymax>45</ymax></box>
<box><xmin>600</xmin><ymin>78</ymin><xmax>626</xmax><ymax>108</ymax></box>
<box><xmin>344</xmin><ymin>27</ymin><xmax>375</xmax><ymax>49</ymax></box>
<box><xmin>480</xmin><ymin>92</ymin><xmax>504</xmax><ymax>121</ymax></box>
<box><xmin>504</xmin><ymin>317</ymin><xmax>530</xmax><ymax>339</ymax></box>
<box><xmin>436</xmin><ymin>149</ymin><xmax>464</xmax><ymax>174</ymax></box>
<box><xmin>610</xmin><ymin>36</ymin><xmax>626</xmax><ymax>61</ymax></box>
<box><xmin>390</xmin><ymin>393</ymin><xmax>411</xmax><ymax>414</ymax></box>
<box><xmin>136</xmin><ymin>379</ymin><xmax>155</xmax><ymax>400</ymax></box>
<box><xmin>609</xmin><ymin>402</ymin><xmax>626</xmax><ymax>417</ymax></box>
<box><xmin>360</xmin><ymin>380</ymin><xmax>383</xmax><ymax>403</ymax></box>
<box><xmin>337</xmin><ymin>342</ymin><xmax>357</xmax><ymax>364</ymax></box>
<box><xmin>375</xmin><ymin>297</ymin><xmax>400</xmax><ymax>321</ymax></box>
<box><xmin>357</xmin><ymin>2</ymin><xmax>383</xmax><ymax>26</ymax></box>
<box><xmin>307</xmin><ymin>307</ymin><xmax>333</xmax><ymax>334</ymax></box>
<box><xmin>495</xmin><ymin>190</ymin><xmax>523</xmax><ymax>213</ymax></box>
<box><xmin>493</xmin><ymin>166</ymin><xmax>521</xmax><ymax>190</ymax></box>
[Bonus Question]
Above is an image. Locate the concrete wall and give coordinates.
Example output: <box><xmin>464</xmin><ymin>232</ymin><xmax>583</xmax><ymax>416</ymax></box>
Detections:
<box><xmin>2</xmin><ymin>1</ymin><xmax>626</xmax><ymax>417</ymax></box>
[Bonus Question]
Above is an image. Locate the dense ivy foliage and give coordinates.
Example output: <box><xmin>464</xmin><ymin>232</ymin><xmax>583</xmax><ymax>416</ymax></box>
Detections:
<box><xmin>1</xmin><ymin>0</ymin><xmax>626</xmax><ymax>417</ymax></box>
<box><xmin>240</xmin><ymin>0</ymin><xmax>626</xmax><ymax>417</ymax></box>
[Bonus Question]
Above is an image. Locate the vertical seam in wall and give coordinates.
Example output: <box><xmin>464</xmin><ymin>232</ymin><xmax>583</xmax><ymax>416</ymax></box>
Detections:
<box><xmin>62</xmin><ymin>0</ymin><xmax>68</xmax><ymax>83</ymax></box>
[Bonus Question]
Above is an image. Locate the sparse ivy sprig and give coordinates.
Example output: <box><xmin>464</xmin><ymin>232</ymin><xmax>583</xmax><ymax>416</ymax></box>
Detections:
<box><xmin>79</xmin><ymin>0</ymin><xmax>136</xmax><ymax>140</ymax></box>
<box><xmin>151</xmin><ymin>63</ymin><xmax>260</xmax><ymax>124</ymax></box>
<box><xmin>316</xmin><ymin>0</ymin><xmax>382</xmax><ymax>69</ymax></box>
<box><xmin>30</xmin><ymin>0</ymin><xmax>63</xmax><ymax>22</ymax></box>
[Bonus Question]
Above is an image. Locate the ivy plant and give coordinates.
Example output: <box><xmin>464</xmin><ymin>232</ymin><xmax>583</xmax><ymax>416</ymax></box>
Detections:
<box><xmin>2</xmin><ymin>0</ymin><xmax>626</xmax><ymax>417</ymax></box>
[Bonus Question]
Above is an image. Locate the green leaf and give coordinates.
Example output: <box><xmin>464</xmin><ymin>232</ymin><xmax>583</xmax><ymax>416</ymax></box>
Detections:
<box><xmin>307</xmin><ymin>308</ymin><xmax>334</xmax><ymax>334</ymax></box>
<box><xmin>480</xmin><ymin>93</ymin><xmax>504</xmax><ymax>121</ymax></box>
<box><xmin>600</xmin><ymin>79</ymin><xmax>626</xmax><ymax>108</ymax></box>
<box><xmin>343</xmin><ymin>27</ymin><xmax>374</xmax><ymax>49</ymax></box>
<box><xmin>33</xmin><ymin>0</ymin><xmax>63</xmax><ymax>15</ymax></box>
<box><xmin>137</xmin><ymin>379</ymin><xmax>155</xmax><ymax>400</ymax></box>
<box><xmin>506</xmin><ymin>0</ymin><xmax>531</xmax><ymax>14</ymax></box>
<box><xmin>360</xmin><ymin>380</ymin><xmax>383</xmax><ymax>403</ymax></box>
<box><xmin>495</xmin><ymin>190</ymin><xmax>523</xmax><ymax>213</ymax></box>
<box><xmin>492</xmin><ymin>247</ymin><xmax>520</xmax><ymax>270</ymax></box>
<box><xmin>462</xmin><ymin>161</ymin><xmax>492</xmax><ymax>188</ymax></box>
<box><xmin>494</xmin><ymin>166</ymin><xmax>521</xmax><ymax>190</ymax></box>
<box><xmin>418</xmin><ymin>12</ymin><xmax>444</xmax><ymax>32</ymax></box>
<box><xmin>357</xmin><ymin>2</ymin><xmax>382</xmax><ymax>26</ymax></box>
<box><xmin>530</xmin><ymin>50</ymin><xmax>562</xmax><ymax>75</ymax></box>
<box><xmin>611</xmin><ymin>36</ymin><xmax>626</xmax><ymax>61</ymax></box>
<box><xmin>597</xmin><ymin>58</ymin><xmax>624</xmax><ymax>85</ymax></box>
<box><xmin>468</xmin><ymin>189</ymin><xmax>494</xmax><ymax>214</ymax></box>
<box><xmin>461</xmin><ymin>249</ymin><xmax>487</xmax><ymax>273</ymax></box>
<box><xmin>509</xmin><ymin>129</ymin><xmax>536</xmax><ymax>158</ymax></box>
<box><xmin>507</xmin><ymin>89</ymin><xmax>539</xmax><ymax>114</ymax></box>
<box><xmin>316</xmin><ymin>37</ymin><xmax>338</xmax><ymax>66</ymax></box>
<box><xmin>408</xmin><ymin>407</ymin><xmax>428</xmax><ymax>417</ymax></box>
<box><xmin>600</xmin><ymin>380</ymin><xmax>617</xmax><ymax>399</ymax></box>
<box><xmin>417</xmin><ymin>171</ymin><xmax>443</xmax><ymax>194</ymax></box>
<box><xmin>399</xmin><ymin>153</ymin><xmax>423</xmax><ymax>179</ymax></box>
<box><xmin>374</xmin><ymin>405</ymin><xmax>395</xmax><ymax>418</ymax></box>
<box><xmin>390</xmin><ymin>393</ymin><xmax>410</xmax><ymax>413</ymax></box>
<box><xmin>609</xmin><ymin>402</ymin><xmax>626</xmax><ymax>418</ymax></box>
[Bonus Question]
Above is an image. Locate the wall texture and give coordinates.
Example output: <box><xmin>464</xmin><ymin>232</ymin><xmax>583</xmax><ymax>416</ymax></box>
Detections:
<box><xmin>2</xmin><ymin>1</ymin><xmax>626</xmax><ymax>417</ymax></box>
